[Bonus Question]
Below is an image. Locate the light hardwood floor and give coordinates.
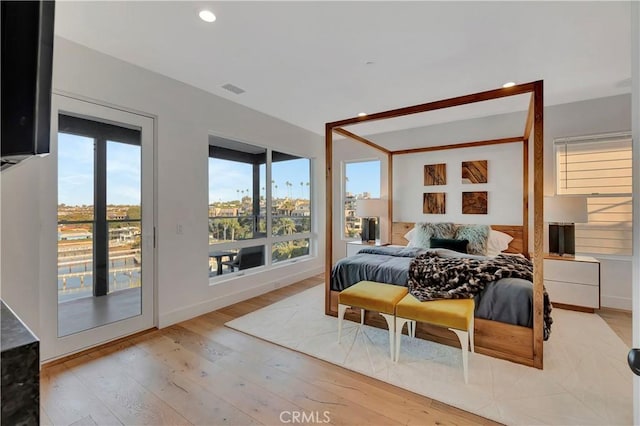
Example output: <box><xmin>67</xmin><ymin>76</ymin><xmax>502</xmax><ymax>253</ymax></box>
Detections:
<box><xmin>596</xmin><ymin>307</ymin><xmax>632</xmax><ymax>348</ymax></box>
<box><xmin>41</xmin><ymin>274</ymin><xmax>632</xmax><ymax>426</ymax></box>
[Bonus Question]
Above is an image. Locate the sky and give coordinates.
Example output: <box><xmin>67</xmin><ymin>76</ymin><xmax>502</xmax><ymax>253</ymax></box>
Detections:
<box><xmin>58</xmin><ymin>133</ymin><xmax>141</xmax><ymax>206</ymax></box>
<box><xmin>58</xmin><ymin>132</ymin><xmax>380</xmax><ymax>206</ymax></box>
<box><xmin>208</xmin><ymin>157</ymin><xmax>381</xmax><ymax>203</ymax></box>
<box><xmin>208</xmin><ymin>157</ymin><xmax>312</xmax><ymax>203</ymax></box>
<box><xmin>345</xmin><ymin>160</ymin><xmax>381</xmax><ymax>198</ymax></box>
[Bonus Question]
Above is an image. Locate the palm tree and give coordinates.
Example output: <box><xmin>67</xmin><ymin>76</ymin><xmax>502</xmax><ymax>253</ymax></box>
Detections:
<box><xmin>282</xmin><ymin>218</ymin><xmax>297</xmax><ymax>235</ymax></box>
<box><xmin>285</xmin><ymin>181</ymin><xmax>293</xmax><ymax>198</ymax></box>
<box><xmin>273</xmin><ymin>241</ymin><xmax>295</xmax><ymax>261</ymax></box>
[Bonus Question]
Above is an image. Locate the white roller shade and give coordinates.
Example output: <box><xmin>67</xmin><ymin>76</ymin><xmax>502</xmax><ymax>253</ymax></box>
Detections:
<box><xmin>554</xmin><ymin>133</ymin><xmax>632</xmax><ymax>256</ymax></box>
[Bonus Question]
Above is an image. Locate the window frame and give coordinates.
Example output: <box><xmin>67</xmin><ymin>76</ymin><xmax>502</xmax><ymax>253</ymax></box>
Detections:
<box><xmin>208</xmin><ymin>139</ymin><xmax>314</xmax><ymax>282</ymax></box>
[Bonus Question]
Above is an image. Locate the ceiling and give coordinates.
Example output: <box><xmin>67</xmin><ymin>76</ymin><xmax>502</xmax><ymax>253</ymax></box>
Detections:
<box><xmin>54</xmin><ymin>1</ymin><xmax>632</xmax><ymax>137</ymax></box>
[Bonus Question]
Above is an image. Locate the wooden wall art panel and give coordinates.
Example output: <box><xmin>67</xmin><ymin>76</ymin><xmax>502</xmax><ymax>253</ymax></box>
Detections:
<box><xmin>424</xmin><ymin>163</ymin><xmax>447</xmax><ymax>185</ymax></box>
<box><xmin>462</xmin><ymin>191</ymin><xmax>488</xmax><ymax>214</ymax></box>
<box><xmin>423</xmin><ymin>192</ymin><xmax>446</xmax><ymax>214</ymax></box>
<box><xmin>462</xmin><ymin>160</ymin><xmax>488</xmax><ymax>184</ymax></box>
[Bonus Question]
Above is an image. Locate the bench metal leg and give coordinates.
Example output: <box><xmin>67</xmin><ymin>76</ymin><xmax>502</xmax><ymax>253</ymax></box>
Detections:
<box><xmin>361</xmin><ymin>308</ymin><xmax>365</xmax><ymax>325</ymax></box>
<box><xmin>409</xmin><ymin>320</ymin><xmax>416</xmax><ymax>338</ymax></box>
<box><xmin>450</xmin><ymin>328</ymin><xmax>469</xmax><ymax>384</ymax></box>
<box><xmin>469</xmin><ymin>315</ymin><xmax>475</xmax><ymax>353</ymax></box>
<box><xmin>379</xmin><ymin>313</ymin><xmax>395</xmax><ymax>361</ymax></box>
<box><xmin>338</xmin><ymin>304</ymin><xmax>349</xmax><ymax>343</ymax></box>
<box><xmin>394</xmin><ymin>317</ymin><xmax>411</xmax><ymax>363</ymax></box>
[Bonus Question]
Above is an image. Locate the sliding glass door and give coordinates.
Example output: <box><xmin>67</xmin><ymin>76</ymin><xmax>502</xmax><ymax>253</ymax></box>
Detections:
<box><xmin>42</xmin><ymin>95</ymin><xmax>154</xmax><ymax>360</ymax></box>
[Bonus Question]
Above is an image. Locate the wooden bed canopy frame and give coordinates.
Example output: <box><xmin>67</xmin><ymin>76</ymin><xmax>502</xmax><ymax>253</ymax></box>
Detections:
<box><xmin>325</xmin><ymin>81</ymin><xmax>545</xmax><ymax>368</ymax></box>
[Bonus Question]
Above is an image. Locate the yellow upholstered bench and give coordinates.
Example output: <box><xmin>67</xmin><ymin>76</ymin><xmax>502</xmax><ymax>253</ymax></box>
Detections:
<box><xmin>338</xmin><ymin>281</ymin><xmax>408</xmax><ymax>359</ymax></box>
<box><xmin>394</xmin><ymin>294</ymin><xmax>475</xmax><ymax>383</ymax></box>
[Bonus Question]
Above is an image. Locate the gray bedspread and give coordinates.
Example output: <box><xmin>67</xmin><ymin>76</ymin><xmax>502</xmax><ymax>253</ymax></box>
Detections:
<box><xmin>331</xmin><ymin>246</ymin><xmax>535</xmax><ymax>328</ymax></box>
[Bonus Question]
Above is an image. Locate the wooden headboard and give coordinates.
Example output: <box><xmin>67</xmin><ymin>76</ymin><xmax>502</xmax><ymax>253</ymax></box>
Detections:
<box><xmin>391</xmin><ymin>222</ymin><xmax>525</xmax><ymax>255</ymax></box>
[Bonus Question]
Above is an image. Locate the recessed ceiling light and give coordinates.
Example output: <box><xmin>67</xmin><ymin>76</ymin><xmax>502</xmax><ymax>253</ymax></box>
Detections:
<box><xmin>358</xmin><ymin>112</ymin><xmax>367</xmax><ymax>117</ymax></box>
<box><xmin>503</xmin><ymin>81</ymin><xmax>516</xmax><ymax>88</ymax></box>
<box><xmin>199</xmin><ymin>10</ymin><xmax>216</xmax><ymax>23</ymax></box>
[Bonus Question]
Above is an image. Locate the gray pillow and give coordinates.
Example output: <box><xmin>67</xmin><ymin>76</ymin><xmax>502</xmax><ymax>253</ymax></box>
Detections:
<box><xmin>455</xmin><ymin>224</ymin><xmax>490</xmax><ymax>255</ymax></box>
<box><xmin>412</xmin><ymin>222</ymin><xmax>456</xmax><ymax>248</ymax></box>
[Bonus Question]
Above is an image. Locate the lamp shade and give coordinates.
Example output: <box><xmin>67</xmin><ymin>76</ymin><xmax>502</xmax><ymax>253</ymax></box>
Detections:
<box><xmin>355</xmin><ymin>199</ymin><xmax>386</xmax><ymax>218</ymax></box>
<box><xmin>544</xmin><ymin>196</ymin><xmax>588</xmax><ymax>224</ymax></box>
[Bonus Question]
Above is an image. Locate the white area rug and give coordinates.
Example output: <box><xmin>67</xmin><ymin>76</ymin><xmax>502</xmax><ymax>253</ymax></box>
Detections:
<box><xmin>225</xmin><ymin>285</ymin><xmax>633</xmax><ymax>425</ymax></box>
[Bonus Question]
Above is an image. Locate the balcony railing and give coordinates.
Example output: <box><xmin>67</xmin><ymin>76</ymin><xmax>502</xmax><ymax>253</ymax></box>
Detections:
<box><xmin>57</xmin><ymin>218</ymin><xmax>142</xmax><ymax>302</ymax></box>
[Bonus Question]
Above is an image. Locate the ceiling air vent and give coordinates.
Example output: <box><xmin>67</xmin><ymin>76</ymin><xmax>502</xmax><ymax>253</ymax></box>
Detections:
<box><xmin>221</xmin><ymin>83</ymin><xmax>245</xmax><ymax>95</ymax></box>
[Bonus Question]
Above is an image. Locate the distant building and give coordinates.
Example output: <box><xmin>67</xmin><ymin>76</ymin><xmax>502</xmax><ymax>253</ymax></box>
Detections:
<box><xmin>209</xmin><ymin>207</ymin><xmax>239</xmax><ymax>217</ymax></box>
<box><xmin>291</xmin><ymin>200</ymin><xmax>310</xmax><ymax>217</ymax></box>
<box><xmin>58</xmin><ymin>231</ymin><xmax>92</xmax><ymax>241</ymax></box>
<box><xmin>109</xmin><ymin>227</ymin><xmax>138</xmax><ymax>242</ymax></box>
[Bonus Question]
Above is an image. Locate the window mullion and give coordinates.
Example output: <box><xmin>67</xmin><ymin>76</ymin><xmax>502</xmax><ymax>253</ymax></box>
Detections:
<box><xmin>94</xmin><ymin>137</ymin><xmax>108</xmax><ymax>297</ymax></box>
<box><xmin>266</xmin><ymin>148</ymin><xmax>273</xmax><ymax>266</ymax></box>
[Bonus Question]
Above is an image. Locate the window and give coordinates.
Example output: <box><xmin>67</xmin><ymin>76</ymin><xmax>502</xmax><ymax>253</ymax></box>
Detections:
<box><xmin>208</xmin><ymin>137</ymin><xmax>313</xmax><ymax>277</ymax></box>
<box><xmin>271</xmin><ymin>151</ymin><xmax>312</xmax><ymax>262</ymax></box>
<box><xmin>344</xmin><ymin>160</ymin><xmax>381</xmax><ymax>239</ymax></box>
<box><xmin>555</xmin><ymin>133</ymin><xmax>632</xmax><ymax>255</ymax></box>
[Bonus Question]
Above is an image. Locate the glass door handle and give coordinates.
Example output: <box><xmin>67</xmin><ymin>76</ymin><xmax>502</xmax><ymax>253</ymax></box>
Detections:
<box><xmin>629</xmin><ymin>348</ymin><xmax>640</xmax><ymax>376</ymax></box>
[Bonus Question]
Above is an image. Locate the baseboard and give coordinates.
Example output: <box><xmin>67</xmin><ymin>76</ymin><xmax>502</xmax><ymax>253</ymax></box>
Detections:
<box><xmin>158</xmin><ymin>266</ymin><xmax>324</xmax><ymax>328</ymax></box>
<box><xmin>601</xmin><ymin>295</ymin><xmax>632</xmax><ymax>311</ymax></box>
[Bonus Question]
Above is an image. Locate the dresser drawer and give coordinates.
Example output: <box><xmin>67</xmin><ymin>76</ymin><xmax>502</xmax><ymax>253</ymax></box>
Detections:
<box><xmin>543</xmin><ymin>259</ymin><xmax>599</xmax><ymax>286</ymax></box>
<box><xmin>544</xmin><ymin>279</ymin><xmax>599</xmax><ymax>309</ymax></box>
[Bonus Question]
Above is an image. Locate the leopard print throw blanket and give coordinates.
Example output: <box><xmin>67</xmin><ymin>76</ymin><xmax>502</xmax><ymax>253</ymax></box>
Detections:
<box><xmin>408</xmin><ymin>252</ymin><xmax>552</xmax><ymax>340</ymax></box>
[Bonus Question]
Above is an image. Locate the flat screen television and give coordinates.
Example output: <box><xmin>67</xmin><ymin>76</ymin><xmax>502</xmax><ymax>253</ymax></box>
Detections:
<box><xmin>1</xmin><ymin>0</ymin><xmax>55</xmax><ymax>170</ymax></box>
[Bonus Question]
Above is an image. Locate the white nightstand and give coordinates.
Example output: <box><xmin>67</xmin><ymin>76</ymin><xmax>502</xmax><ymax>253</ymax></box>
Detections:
<box><xmin>543</xmin><ymin>254</ymin><xmax>600</xmax><ymax>312</ymax></box>
<box><xmin>346</xmin><ymin>241</ymin><xmax>388</xmax><ymax>257</ymax></box>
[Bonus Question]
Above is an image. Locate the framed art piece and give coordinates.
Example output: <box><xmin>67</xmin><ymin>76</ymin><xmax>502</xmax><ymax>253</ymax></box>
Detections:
<box><xmin>461</xmin><ymin>160</ymin><xmax>488</xmax><ymax>184</ymax></box>
<box><xmin>423</xmin><ymin>192</ymin><xmax>446</xmax><ymax>214</ymax></box>
<box><xmin>462</xmin><ymin>191</ymin><xmax>488</xmax><ymax>214</ymax></box>
<box><xmin>424</xmin><ymin>163</ymin><xmax>447</xmax><ymax>186</ymax></box>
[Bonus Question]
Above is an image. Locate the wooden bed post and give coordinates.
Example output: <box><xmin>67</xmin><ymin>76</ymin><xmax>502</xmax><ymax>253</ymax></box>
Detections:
<box><xmin>522</xmin><ymin>93</ymin><xmax>535</xmax><ymax>255</ymax></box>
<box><xmin>325</xmin><ymin>124</ymin><xmax>333</xmax><ymax>315</ymax></box>
<box><xmin>388</xmin><ymin>152</ymin><xmax>393</xmax><ymax>243</ymax></box>
<box><xmin>532</xmin><ymin>81</ymin><xmax>544</xmax><ymax>369</ymax></box>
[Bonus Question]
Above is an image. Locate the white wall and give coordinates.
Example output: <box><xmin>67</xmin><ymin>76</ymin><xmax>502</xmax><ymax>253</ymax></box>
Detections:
<box><xmin>0</xmin><ymin>37</ymin><xmax>325</xmax><ymax>340</ymax></box>
<box><xmin>631</xmin><ymin>2</ymin><xmax>639</xmax><ymax>422</ymax></box>
<box><xmin>0</xmin><ymin>157</ymin><xmax>45</xmax><ymax>331</ymax></box>
<box><xmin>392</xmin><ymin>142</ymin><xmax>523</xmax><ymax>224</ymax></box>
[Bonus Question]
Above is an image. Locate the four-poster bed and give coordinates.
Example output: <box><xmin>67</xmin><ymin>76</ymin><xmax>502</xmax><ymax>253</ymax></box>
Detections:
<box><xmin>325</xmin><ymin>81</ymin><xmax>545</xmax><ymax>368</ymax></box>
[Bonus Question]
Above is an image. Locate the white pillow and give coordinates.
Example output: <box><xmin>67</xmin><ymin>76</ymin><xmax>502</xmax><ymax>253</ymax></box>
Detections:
<box><xmin>486</xmin><ymin>229</ymin><xmax>514</xmax><ymax>256</ymax></box>
<box><xmin>404</xmin><ymin>228</ymin><xmax>417</xmax><ymax>247</ymax></box>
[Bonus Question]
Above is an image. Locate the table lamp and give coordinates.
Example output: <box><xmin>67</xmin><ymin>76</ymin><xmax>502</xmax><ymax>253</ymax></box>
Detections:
<box><xmin>355</xmin><ymin>199</ymin><xmax>386</xmax><ymax>243</ymax></box>
<box><xmin>544</xmin><ymin>196</ymin><xmax>588</xmax><ymax>256</ymax></box>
